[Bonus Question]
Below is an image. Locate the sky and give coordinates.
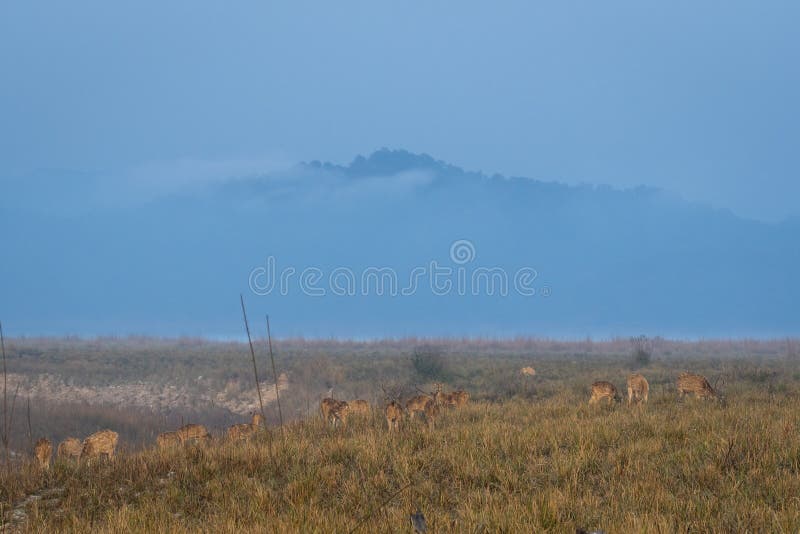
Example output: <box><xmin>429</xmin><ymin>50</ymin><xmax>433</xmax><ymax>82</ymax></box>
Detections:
<box><xmin>1</xmin><ymin>1</ymin><xmax>799</xmax><ymax>222</ymax></box>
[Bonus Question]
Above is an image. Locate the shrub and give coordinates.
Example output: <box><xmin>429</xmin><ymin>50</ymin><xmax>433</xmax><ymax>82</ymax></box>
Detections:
<box><xmin>411</xmin><ymin>344</ymin><xmax>447</xmax><ymax>381</ymax></box>
<box><xmin>630</xmin><ymin>335</ymin><xmax>652</xmax><ymax>367</ymax></box>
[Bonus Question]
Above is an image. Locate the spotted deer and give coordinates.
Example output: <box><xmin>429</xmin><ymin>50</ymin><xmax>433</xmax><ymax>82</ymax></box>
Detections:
<box><xmin>227</xmin><ymin>412</ymin><xmax>264</xmax><ymax>440</ymax></box>
<box><xmin>81</xmin><ymin>429</ymin><xmax>119</xmax><ymax>461</ymax></box>
<box><xmin>177</xmin><ymin>424</ymin><xmax>211</xmax><ymax>444</ymax></box>
<box><xmin>406</xmin><ymin>394</ymin><xmax>432</xmax><ymax>420</ymax></box>
<box><xmin>520</xmin><ymin>366</ymin><xmax>536</xmax><ymax>377</ymax></box>
<box><xmin>433</xmin><ymin>383</ymin><xmax>445</xmax><ymax>405</ymax></box>
<box><xmin>320</xmin><ymin>397</ymin><xmax>339</xmax><ymax>423</ymax></box>
<box><xmin>626</xmin><ymin>373</ymin><xmax>649</xmax><ymax>405</ymax></box>
<box><xmin>433</xmin><ymin>383</ymin><xmax>470</xmax><ymax>408</ymax></box>
<box><xmin>320</xmin><ymin>398</ymin><xmax>350</xmax><ymax>427</ymax></box>
<box><xmin>34</xmin><ymin>437</ymin><xmax>52</xmax><ymax>470</ymax></box>
<box><xmin>57</xmin><ymin>437</ymin><xmax>82</xmax><ymax>461</ymax></box>
<box><xmin>347</xmin><ymin>399</ymin><xmax>370</xmax><ymax>417</ymax></box>
<box><xmin>380</xmin><ymin>384</ymin><xmax>404</xmax><ymax>432</ymax></box>
<box><xmin>449</xmin><ymin>389</ymin><xmax>470</xmax><ymax>408</ymax></box>
<box><xmin>423</xmin><ymin>398</ymin><xmax>439</xmax><ymax>429</ymax></box>
<box><xmin>329</xmin><ymin>400</ymin><xmax>350</xmax><ymax>427</ymax></box>
<box><xmin>156</xmin><ymin>431</ymin><xmax>182</xmax><ymax>449</ymax></box>
<box><xmin>677</xmin><ymin>372</ymin><xmax>717</xmax><ymax>399</ymax></box>
<box><xmin>384</xmin><ymin>400</ymin><xmax>404</xmax><ymax>432</ymax></box>
<box><xmin>589</xmin><ymin>381</ymin><xmax>619</xmax><ymax>405</ymax></box>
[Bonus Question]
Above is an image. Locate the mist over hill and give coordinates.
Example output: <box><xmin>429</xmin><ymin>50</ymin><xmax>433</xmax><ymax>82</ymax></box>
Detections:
<box><xmin>1</xmin><ymin>149</ymin><xmax>797</xmax><ymax>338</ymax></box>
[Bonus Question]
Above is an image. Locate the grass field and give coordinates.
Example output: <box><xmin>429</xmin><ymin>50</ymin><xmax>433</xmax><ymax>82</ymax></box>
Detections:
<box><xmin>2</xmin><ymin>338</ymin><xmax>800</xmax><ymax>532</ymax></box>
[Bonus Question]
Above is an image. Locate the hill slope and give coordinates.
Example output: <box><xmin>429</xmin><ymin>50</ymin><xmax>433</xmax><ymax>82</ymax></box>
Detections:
<box><xmin>1</xmin><ymin>149</ymin><xmax>798</xmax><ymax>337</ymax></box>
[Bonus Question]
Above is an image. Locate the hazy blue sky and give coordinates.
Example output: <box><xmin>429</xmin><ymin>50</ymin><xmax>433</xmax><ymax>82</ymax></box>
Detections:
<box><xmin>2</xmin><ymin>1</ymin><xmax>798</xmax><ymax>221</ymax></box>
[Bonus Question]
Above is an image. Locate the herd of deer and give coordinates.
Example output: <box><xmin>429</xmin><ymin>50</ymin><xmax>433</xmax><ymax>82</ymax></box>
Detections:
<box><xmin>154</xmin><ymin>413</ymin><xmax>267</xmax><ymax>450</ymax></box>
<box><xmin>29</xmin><ymin>371</ymin><xmax>718</xmax><ymax>470</ymax></box>
<box><xmin>33</xmin><ymin>429</ymin><xmax>119</xmax><ymax>470</ymax></box>
<box><xmin>321</xmin><ymin>382</ymin><xmax>471</xmax><ymax>432</ymax></box>
<box><xmin>587</xmin><ymin>371</ymin><xmax>720</xmax><ymax>405</ymax></box>
<box><xmin>31</xmin><ymin>413</ymin><xmax>266</xmax><ymax>470</ymax></box>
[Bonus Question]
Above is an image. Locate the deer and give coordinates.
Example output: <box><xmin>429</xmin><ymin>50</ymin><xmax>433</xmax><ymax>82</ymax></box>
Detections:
<box><xmin>227</xmin><ymin>412</ymin><xmax>264</xmax><ymax>440</ymax></box>
<box><xmin>81</xmin><ymin>429</ymin><xmax>119</xmax><ymax>462</ymax></box>
<box><xmin>432</xmin><ymin>383</ymin><xmax>445</xmax><ymax>405</ymax></box>
<box><xmin>176</xmin><ymin>424</ymin><xmax>211</xmax><ymax>444</ymax></box>
<box><xmin>520</xmin><ymin>366</ymin><xmax>536</xmax><ymax>377</ymax></box>
<box><xmin>423</xmin><ymin>398</ymin><xmax>439</xmax><ymax>429</ymax></box>
<box><xmin>329</xmin><ymin>400</ymin><xmax>351</xmax><ymax>427</ymax></box>
<box><xmin>320</xmin><ymin>397</ymin><xmax>338</xmax><ymax>424</ymax></box>
<box><xmin>57</xmin><ymin>437</ymin><xmax>83</xmax><ymax>461</ymax></box>
<box><xmin>449</xmin><ymin>389</ymin><xmax>469</xmax><ymax>408</ymax></box>
<box><xmin>433</xmin><ymin>384</ymin><xmax>470</xmax><ymax>408</ymax></box>
<box><xmin>321</xmin><ymin>397</ymin><xmax>350</xmax><ymax>427</ymax></box>
<box><xmin>589</xmin><ymin>381</ymin><xmax>619</xmax><ymax>405</ymax></box>
<box><xmin>347</xmin><ymin>399</ymin><xmax>370</xmax><ymax>417</ymax></box>
<box><xmin>156</xmin><ymin>430</ymin><xmax>182</xmax><ymax>449</ymax></box>
<box><xmin>381</xmin><ymin>383</ymin><xmax>405</xmax><ymax>432</ymax></box>
<box><xmin>384</xmin><ymin>400</ymin><xmax>404</xmax><ymax>432</ymax></box>
<box><xmin>406</xmin><ymin>387</ymin><xmax>433</xmax><ymax>420</ymax></box>
<box><xmin>626</xmin><ymin>373</ymin><xmax>649</xmax><ymax>405</ymax></box>
<box><xmin>677</xmin><ymin>372</ymin><xmax>717</xmax><ymax>399</ymax></box>
<box><xmin>34</xmin><ymin>437</ymin><xmax>52</xmax><ymax>470</ymax></box>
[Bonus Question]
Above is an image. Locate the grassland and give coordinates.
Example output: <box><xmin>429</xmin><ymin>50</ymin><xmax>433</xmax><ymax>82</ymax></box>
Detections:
<box><xmin>1</xmin><ymin>337</ymin><xmax>800</xmax><ymax>532</ymax></box>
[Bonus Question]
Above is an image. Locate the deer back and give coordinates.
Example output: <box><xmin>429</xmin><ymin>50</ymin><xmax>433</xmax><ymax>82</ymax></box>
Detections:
<box><xmin>57</xmin><ymin>437</ymin><xmax>82</xmax><ymax>460</ymax></box>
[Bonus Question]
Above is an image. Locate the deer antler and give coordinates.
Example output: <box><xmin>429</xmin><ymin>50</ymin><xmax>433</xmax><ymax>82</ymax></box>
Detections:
<box><xmin>380</xmin><ymin>383</ymin><xmax>397</xmax><ymax>401</ymax></box>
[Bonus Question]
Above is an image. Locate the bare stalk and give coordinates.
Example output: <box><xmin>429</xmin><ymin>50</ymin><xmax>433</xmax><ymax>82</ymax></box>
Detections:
<box><xmin>3</xmin><ymin>384</ymin><xmax>19</xmax><ymax>473</ymax></box>
<box><xmin>266</xmin><ymin>315</ymin><xmax>284</xmax><ymax>433</ymax></box>
<box><xmin>1</xmin><ymin>321</ymin><xmax>9</xmax><ymax>471</ymax></box>
<box><xmin>241</xmin><ymin>295</ymin><xmax>267</xmax><ymax>423</ymax></box>
<box><xmin>26</xmin><ymin>396</ymin><xmax>32</xmax><ymax>453</ymax></box>
<box><xmin>8</xmin><ymin>384</ymin><xmax>18</xmax><ymax>443</ymax></box>
<box><xmin>240</xmin><ymin>295</ymin><xmax>274</xmax><ymax>462</ymax></box>
<box><xmin>347</xmin><ymin>481</ymin><xmax>414</xmax><ymax>534</ymax></box>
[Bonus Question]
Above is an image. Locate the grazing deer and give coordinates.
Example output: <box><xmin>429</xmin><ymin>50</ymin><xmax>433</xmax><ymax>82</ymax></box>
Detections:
<box><xmin>227</xmin><ymin>412</ymin><xmax>264</xmax><ymax>440</ymax></box>
<box><xmin>176</xmin><ymin>424</ymin><xmax>211</xmax><ymax>444</ymax></box>
<box><xmin>57</xmin><ymin>437</ymin><xmax>82</xmax><ymax>461</ymax></box>
<box><xmin>81</xmin><ymin>429</ymin><xmax>119</xmax><ymax>461</ymax></box>
<box><xmin>406</xmin><ymin>394</ymin><xmax>432</xmax><ymax>420</ymax></box>
<box><xmin>34</xmin><ymin>437</ymin><xmax>52</xmax><ymax>470</ymax></box>
<box><xmin>520</xmin><ymin>366</ymin><xmax>536</xmax><ymax>377</ymax></box>
<box><xmin>434</xmin><ymin>384</ymin><xmax>470</xmax><ymax>408</ymax></box>
<box><xmin>347</xmin><ymin>399</ymin><xmax>370</xmax><ymax>417</ymax></box>
<box><xmin>589</xmin><ymin>381</ymin><xmax>618</xmax><ymax>405</ymax></box>
<box><xmin>626</xmin><ymin>373</ymin><xmax>649</xmax><ymax>405</ymax></box>
<box><xmin>156</xmin><ymin>431</ymin><xmax>182</xmax><ymax>449</ymax></box>
<box><xmin>449</xmin><ymin>390</ymin><xmax>469</xmax><ymax>408</ymax></box>
<box><xmin>677</xmin><ymin>372</ymin><xmax>716</xmax><ymax>399</ymax></box>
<box><xmin>385</xmin><ymin>400</ymin><xmax>404</xmax><ymax>432</ymax></box>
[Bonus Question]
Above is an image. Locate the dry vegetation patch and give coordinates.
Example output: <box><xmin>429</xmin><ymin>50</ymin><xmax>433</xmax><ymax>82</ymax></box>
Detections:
<box><xmin>2</xmin><ymin>338</ymin><xmax>800</xmax><ymax>531</ymax></box>
<box><xmin>2</xmin><ymin>392</ymin><xmax>799</xmax><ymax>532</ymax></box>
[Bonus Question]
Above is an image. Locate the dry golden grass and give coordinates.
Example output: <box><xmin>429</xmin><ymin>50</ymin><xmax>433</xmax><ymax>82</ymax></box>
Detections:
<box><xmin>3</xmin><ymin>385</ymin><xmax>800</xmax><ymax>533</ymax></box>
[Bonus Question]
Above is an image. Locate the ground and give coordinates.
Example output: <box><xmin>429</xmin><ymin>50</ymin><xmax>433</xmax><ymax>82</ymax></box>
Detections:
<box><xmin>1</xmin><ymin>338</ymin><xmax>799</xmax><ymax>532</ymax></box>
